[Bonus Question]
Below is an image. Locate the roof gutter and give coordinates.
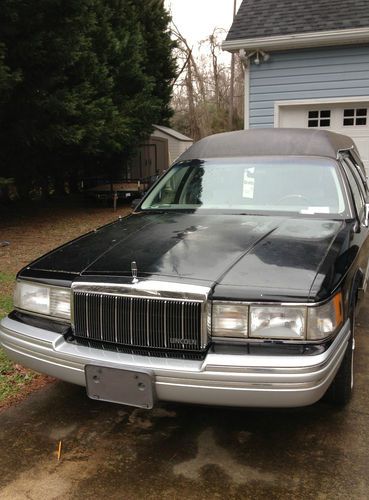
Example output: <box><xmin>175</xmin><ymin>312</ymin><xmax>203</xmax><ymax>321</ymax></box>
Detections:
<box><xmin>222</xmin><ymin>27</ymin><xmax>369</xmax><ymax>52</ymax></box>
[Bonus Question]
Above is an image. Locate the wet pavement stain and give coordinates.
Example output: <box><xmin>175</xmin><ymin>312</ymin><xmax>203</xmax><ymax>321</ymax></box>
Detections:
<box><xmin>173</xmin><ymin>428</ymin><xmax>275</xmax><ymax>484</ymax></box>
<box><xmin>1</xmin><ymin>298</ymin><xmax>369</xmax><ymax>499</ymax></box>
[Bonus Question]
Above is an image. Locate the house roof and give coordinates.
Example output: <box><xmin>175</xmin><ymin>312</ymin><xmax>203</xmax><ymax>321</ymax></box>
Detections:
<box><xmin>226</xmin><ymin>0</ymin><xmax>369</xmax><ymax>42</ymax></box>
<box><xmin>152</xmin><ymin>125</ymin><xmax>193</xmax><ymax>142</ymax></box>
<box><xmin>178</xmin><ymin>129</ymin><xmax>357</xmax><ymax>161</ymax></box>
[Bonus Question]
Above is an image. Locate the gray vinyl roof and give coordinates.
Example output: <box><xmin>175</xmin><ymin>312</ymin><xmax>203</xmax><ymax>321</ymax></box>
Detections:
<box><xmin>226</xmin><ymin>0</ymin><xmax>369</xmax><ymax>41</ymax></box>
<box><xmin>153</xmin><ymin>125</ymin><xmax>193</xmax><ymax>142</ymax></box>
<box><xmin>178</xmin><ymin>129</ymin><xmax>356</xmax><ymax>161</ymax></box>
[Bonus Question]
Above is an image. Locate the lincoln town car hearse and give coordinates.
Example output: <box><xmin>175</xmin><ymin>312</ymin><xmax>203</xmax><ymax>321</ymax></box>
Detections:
<box><xmin>1</xmin><ymin>128</ymin><xmax>368</xmax><ymax>408</ymax></box>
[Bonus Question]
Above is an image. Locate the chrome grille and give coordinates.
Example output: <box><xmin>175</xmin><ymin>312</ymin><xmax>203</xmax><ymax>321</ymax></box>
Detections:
<box><xmin>72</xmin><ymin>282</ymin><xmax>209</xmax><ymax>352</ymax></box>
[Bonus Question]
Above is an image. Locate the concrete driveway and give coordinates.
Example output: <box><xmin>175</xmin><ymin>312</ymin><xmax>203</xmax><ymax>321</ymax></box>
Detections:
<box><xmin>1</xmin><ymin>301</ymin><xmax>369</xmax><ymax>500</ymax></box>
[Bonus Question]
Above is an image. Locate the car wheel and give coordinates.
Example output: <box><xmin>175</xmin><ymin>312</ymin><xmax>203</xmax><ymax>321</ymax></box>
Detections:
<box><xmin>325</xmin><ymin>310</ymin><xmax>355</xmax><ymax>406</ymax></box>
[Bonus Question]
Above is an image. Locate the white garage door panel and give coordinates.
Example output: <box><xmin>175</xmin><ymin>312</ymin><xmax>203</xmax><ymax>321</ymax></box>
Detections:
<box><xmin>278</xmin><ymin>101</ymin><xmax>369</xmax><ymax>174</ymax></box>
<box><xmin>353</xmin><ymin>137</ymin><xmax>369</xmax><ymax>164</ymax></box>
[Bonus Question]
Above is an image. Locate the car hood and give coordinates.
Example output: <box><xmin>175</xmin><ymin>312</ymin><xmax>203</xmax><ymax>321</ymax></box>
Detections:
<box><xmin>25</xmin><ymin>212</ymin><xmax>350</xmax><ymax>302</ymax></box>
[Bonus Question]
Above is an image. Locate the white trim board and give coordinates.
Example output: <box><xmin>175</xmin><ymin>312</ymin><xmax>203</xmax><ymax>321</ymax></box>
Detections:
<box><xmin>274</xmin><ymin>96</ymin><xmax>369</xmax><ymax>127</ymax></box>
<box><xmin>244</xmin><ymin>65</ymin><xmax>250</xmax><ymax>129</ymax></box>
<box><xmin>223</xmin><ymin>27</ymin><xmax>369</xmax><ymax>52</ymax></box>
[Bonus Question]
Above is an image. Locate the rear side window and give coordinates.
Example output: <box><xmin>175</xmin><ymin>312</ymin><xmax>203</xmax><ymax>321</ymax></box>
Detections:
<box><xmin>345</xmin><ymin>157</ymin><xmax>367</xmax><ymax>196</ymax></box>
<box><xmin>342</xmin><ymin>161</ymin><xmax>364</xmax><ymax>216</ymax></box>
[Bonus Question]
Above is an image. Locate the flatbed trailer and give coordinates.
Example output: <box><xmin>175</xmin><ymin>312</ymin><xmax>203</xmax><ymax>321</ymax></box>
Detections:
<box><xmin>83</xmin><ymin>179</ymin><xmax>150</xmax><ymax>202</ymax></box>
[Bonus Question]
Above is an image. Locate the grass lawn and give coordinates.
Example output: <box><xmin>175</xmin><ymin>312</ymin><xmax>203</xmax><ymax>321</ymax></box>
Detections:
<box><xmin>0</xmin><ymin>271</ymin><xmax>20</xmax><ymax>402</ymax></box>
<box><xmin>0</xmin><ymin>197</ymin><xmax>130</xmax><ymax>409</ymax></box>
<box><xmin>0</xmin><ymin>272</ymin><xmax>13</xmax><ymax>318</ymax></box>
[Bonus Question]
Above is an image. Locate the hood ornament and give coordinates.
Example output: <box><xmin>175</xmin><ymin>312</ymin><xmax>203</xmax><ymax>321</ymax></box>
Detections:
<box><xmin>131</xmin><ymin>261</ymin><xmax>138</xmax><ymax>284</ymax></box>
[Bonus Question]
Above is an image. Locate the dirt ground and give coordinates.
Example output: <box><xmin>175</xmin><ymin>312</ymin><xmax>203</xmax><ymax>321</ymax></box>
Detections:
<box><xmin>0</xmin><ymin>197</ymin><xmax>130</xmax><ymax>407</ymax></box>
<box><xmin>0</xmin><ymin>197</ymin><xmax>130</xmax><ymax>278</ymax></box>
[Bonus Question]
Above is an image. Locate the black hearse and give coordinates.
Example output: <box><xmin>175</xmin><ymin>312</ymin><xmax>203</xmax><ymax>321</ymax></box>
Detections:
<box><xmin>1</xmin><ymin>129</ymin><xmax>368</xmax><ymax>408</ymax></box>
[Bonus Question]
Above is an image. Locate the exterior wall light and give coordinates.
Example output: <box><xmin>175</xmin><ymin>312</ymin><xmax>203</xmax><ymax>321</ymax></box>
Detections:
<box><xmin>239</xmin><ymin>49</ymin><xmax>270</xmax><ymax>67</ymax></box>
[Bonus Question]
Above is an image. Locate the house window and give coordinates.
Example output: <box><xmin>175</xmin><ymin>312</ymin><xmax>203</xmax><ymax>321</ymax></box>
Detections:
<box><xmin>308</xmin><ymin>110</ymin><xmax>331</xmax><ymax>128</ymax></box>
<box><xmin>343</xmin><ymin>108</ymin><xmax>367</xmax><ymax>126</ymax></box>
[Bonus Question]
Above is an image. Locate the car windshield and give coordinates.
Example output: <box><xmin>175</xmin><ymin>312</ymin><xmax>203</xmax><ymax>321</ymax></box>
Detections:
<box><xmin>140</xmin><ymin>157</ymin><xmax>348</xmax><ymax>216</ymax></box>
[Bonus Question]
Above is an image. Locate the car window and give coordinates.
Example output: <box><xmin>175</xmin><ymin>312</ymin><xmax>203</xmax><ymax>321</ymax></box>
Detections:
<box><xmin>342</xmin><ymin>161</ymin><xmax>364</xmax><ymax>216</ymax></box>
<box><xmin>345</xmin><ymin>157</ymin><xmax>367</xmax><ymax>198</ymax></box>
<box><xmin>141</xmin><ymin>158</ymin><xmax>348</xmax><ymax>216</ymax></box>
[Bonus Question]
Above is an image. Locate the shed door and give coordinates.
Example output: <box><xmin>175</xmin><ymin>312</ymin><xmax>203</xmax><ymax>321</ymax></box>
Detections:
<box><xmin>151</xmin><ymin>137</ymin><xmax>169</xmax><ymax>173</ymax></box>
<box><xmin>278</xmin><ymin>101</ymin><xmax>369</xmax><ymax>173</ymax></box>
<box><xmin>140</xmin><ymin>144</ymin><xmax>157</xmax><ymax>180</ymax></box>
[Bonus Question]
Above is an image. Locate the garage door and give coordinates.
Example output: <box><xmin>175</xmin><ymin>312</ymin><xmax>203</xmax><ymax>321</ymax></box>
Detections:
<box><xmin>278</xmin><ymin>101</ymin><xmax>369</xmax><ymax>173</ymax></box>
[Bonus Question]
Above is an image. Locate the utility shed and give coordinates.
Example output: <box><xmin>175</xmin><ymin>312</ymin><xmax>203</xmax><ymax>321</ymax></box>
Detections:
<box><xmin>151</xmin><ymin>125</ymin><xmax>193</xmax><ymax>165</ymax></box>
<box><xmin>223</xmin><ymin>0</ymin><xmax>369</xmax><ymax>171</ymax></box>
<box><xmin>128</xmin><ymin>126</ymin><xmax>193</xmax><ymax>182</ymax></box>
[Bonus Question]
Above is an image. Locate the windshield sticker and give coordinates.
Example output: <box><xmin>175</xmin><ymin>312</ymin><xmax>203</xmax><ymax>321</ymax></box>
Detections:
<box><xmin>243</xmin><ymin>168</ymin><xmax>255</xmax><ymax>198</ymax></box>
<box><xmin>300</xmin><ymin>207</ymin><xmax>330</xmax><ymax>214</ymax></box>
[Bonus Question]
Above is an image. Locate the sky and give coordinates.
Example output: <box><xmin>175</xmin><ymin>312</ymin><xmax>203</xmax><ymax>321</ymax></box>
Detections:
<box><xmin>165</xmin><ymin>0</ymin><xmax>242</xmax><ymax>58</ymax></box>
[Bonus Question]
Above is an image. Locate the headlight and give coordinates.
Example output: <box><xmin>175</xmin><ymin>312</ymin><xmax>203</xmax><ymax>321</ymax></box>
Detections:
<box><xmin>307</xmin><ymin>292</ymin><xmax>343</xmax><ymax>340</ymax></box>
<box><xmin>14</xmin><ymin>281</ymin><xmax>71</xmax><ymax>321</ymax></box>
<box><xmin>211</xmin><ymin>293</ymin><xmax>344</xmax><ymax>342</ymax></box>
<box><xmin>212</xmin><ymin>302</ymin><xmax>248</xmax><ymax>337</ymax></box>
<box><xmin>250</xmin><ymin>306</ymin><xmax>306</xmax><ymax>340</ymax></box>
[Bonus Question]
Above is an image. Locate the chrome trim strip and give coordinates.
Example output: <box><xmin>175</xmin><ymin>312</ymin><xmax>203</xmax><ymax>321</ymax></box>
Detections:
<box><xmin>86</xmin><ymin>294</ymin><xmax>89</xmax><ymax>338</ymax></box>
<box><xmin>129</xmin><ymin>297</ymin><xmax>133</xmax><ymax>345</ymax></box>
<box><xmin>163</xmin><ymin>301</ymin><xmax>167</xmax><ymax>348</ymax></box>
<box><xmin>100</xmin><ymin>297</ymin><xmax>103</xmax><ymax>341</ymax></box>
<box><xmin>70</xmin><ymin>288</ymin><xmax>75</xmax><ymax>328</ymax></box>
<box><xmin>114</xmin><ymin>296</ymin><xmax>118</xmax><ymax>344</ymax></box>
<box><xmin>212</xmin><ymin>334</ymin><xmax>336</xmax><ymax>345</ymax></box>
<box><xmin>71</xmin><ymin>281</ymin><xmax>210</xmax><ymax>302</ymax></box>
<box><xmin>202</xmin><ymin>301</ymin><xmax>211</xmax><ymax>347</ymax></box>
<box><xmin>73</xmin><ymin>292</ymin><xmax>203</xmax><ymax>304</ymax></box>
<box><xmin>156</xmin><ymin>377</ymin><xmax>323</xmax><ymax>390</ymax></box>
<box><xmin>147</xmin><ymin>300</ymin><xmax>150</xmax><ymax>347</ymax></box>
<box><xmin>181</xmin><ymin>302</ymin><xmax>184</xmax><ymax>349</ymax></box>
<box><xmin>211</xmin><ymin>297</ymin><xmax>340</xmax><ymax>308</ymax></box>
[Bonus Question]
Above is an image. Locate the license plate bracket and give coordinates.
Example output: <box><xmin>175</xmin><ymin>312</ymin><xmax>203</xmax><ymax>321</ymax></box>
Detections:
<box><xmin>85</xmin><ymin>365</ymin><xmax>155</xmax><ymax>409</ymax></box>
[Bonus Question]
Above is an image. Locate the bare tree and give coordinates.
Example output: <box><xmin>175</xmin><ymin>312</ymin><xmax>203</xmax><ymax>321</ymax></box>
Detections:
<box><xmin>170</xmin><ymin>24</ymin><xmax>244</xmax><ymax>140</ymax></box>
<box><xmin>229</xmin><ymin>0</ymin><xmax>238</xmax><ymax>130</ymax></box>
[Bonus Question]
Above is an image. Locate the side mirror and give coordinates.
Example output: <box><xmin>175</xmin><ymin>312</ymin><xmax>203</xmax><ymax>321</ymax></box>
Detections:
<box><xmin>364</xmin><ymin>203</ymin><xmax>369</xmax><ymax>227</ymax></box>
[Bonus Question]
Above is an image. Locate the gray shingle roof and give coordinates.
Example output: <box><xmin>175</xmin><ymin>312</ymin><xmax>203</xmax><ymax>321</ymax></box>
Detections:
<box><xmin>153</xmin><ymin>125</ymin><xmax>193</xmax><ymax>142</ymax></box>
<box><xmin>226</xmin><ymin>0</ymin><xmax>369</xmax><ymax>41</ymax></box>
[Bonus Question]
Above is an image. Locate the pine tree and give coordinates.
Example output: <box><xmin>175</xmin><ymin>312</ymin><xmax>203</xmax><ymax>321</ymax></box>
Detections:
<box><xmin>0</xmin><ymin>0</ymin><xmax>177</xmax><ymax>193</ymax></box>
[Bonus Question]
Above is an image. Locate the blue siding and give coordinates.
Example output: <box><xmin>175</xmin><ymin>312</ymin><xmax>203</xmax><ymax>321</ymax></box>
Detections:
<box><xmin>249</xmin><ymin>45</ymin><xmax>369</xmax><ymax>128</ymax></box>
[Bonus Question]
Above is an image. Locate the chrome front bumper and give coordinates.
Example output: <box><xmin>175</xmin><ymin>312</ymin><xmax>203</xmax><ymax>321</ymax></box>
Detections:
<box><xmin>0</xmin><ymin>316</ymin><xmax>351</xmax><ymax>408</ymax></box>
